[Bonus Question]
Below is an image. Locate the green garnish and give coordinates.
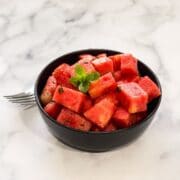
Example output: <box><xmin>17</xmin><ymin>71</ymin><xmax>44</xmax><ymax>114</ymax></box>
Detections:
<box><xmin>70</xmin><ymin>64</ymin><xmax>100</xmax><ymax>93</ymax></box>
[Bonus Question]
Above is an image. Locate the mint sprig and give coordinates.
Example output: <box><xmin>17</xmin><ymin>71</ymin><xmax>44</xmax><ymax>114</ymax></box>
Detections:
<box><xmin>70</xmin><ymin>64</ymin><xmax>100</xmax><ymax>93</ymax></box>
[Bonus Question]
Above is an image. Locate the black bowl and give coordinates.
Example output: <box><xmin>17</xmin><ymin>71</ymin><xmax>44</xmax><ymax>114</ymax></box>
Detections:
<box><xmin>34</xmin><ymin>49</ymin><xmax>162</xmax><ymax>152</ymax></box>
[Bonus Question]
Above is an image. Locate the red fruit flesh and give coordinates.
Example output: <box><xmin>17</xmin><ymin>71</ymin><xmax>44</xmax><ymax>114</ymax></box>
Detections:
<box><xmin>138</xmin><ymin>76</ymin><xmax>161</xmax><ymax>102</ymax></box>
<box><xmin>79</xmin><ymin>54</ymin><xmax>95</xmax><ymax>61</ymax></box>
<box><xmin>96</xmin><ymin>53</ymin><xmax>107</xmax><ymax>58</ymax></box>
<box><xmin>92</xmin><ymin>57</ymin><xmax>114</xmax><ymax>74</ymax></box>
<box><xmin>95</xmin><ymin>92</ymin><xmax>119</xmax><ymax>105</ymax></box>
<box><xmin>117</xmin><ymin>82</ymin><xmax>148</xmax><ymax>113</ymax></box>
<box><xmin>91</xmin><ymin>125</ymin><xmax>101</xmax><ymax>132</ymax></box>
<box><xmin>88</xmin><ymin>72</ymin><xmax>116</xmax><ymax>98</ymax></box>
<box><xmin>109</xmin><ymin>54</ymin><xmax>121</xmax><ymax>71</ymax></box>
<box><xmin>57</xmin><ymin>108</ymin><xmax>92</xmax><ymax>131</ymax></box>
<box><xmin>82</xmin><ymin>96</ymin><xmax>93</xmax><ymax>112</ymax></box>
<box><xmin>113</xmin><ymin>71</ymin><xmax>121</xmax><ymax>81</ymax></box>
<box><xmin>104</xmin><ymin>123</ymin><xmax>117</xmax><ymax>132</ymax></box>
<box><xmin>120</xmin><ymin>54</ymin><xmax>138</xmax><ymax>76</ymax></box>
<box><xmin>44</xmin><ymin>102</ymin><xmax>61</xmax><ymax>119</ymax></box>
<box><xmin>40</xmin><ymin>76</ymin><xmax>57</xmax><ymax>105</ymax></box>
<box><xmin>84</xmin><ymin>98</ymin><xmax>115</xmax><ymax>128</ymax></box>
<box><xmin>52</xmin><ymin>63</ymin><xmax>73</xmax><ymax>88</ymax></box>
<box><xmin>77</xmin><ymin>61</ymin><xmax>95</xmax><ymax>74</ymax></box>
<box><xmin>53</xmin><ymin>86</ymin><xmax>85</xmax><ymax>113</ymax></box>
<box><xmin>129</xmin><ymin>111</ymin><xmax>147</xmax><ymax>125</ymax></box>
<box><xmin>112</xmin><ymin>107</ymin><xmax>131</xmax><ymax>128</ymax></box>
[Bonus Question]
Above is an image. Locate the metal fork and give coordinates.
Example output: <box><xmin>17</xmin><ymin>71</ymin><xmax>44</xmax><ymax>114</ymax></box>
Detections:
<box><xmin>3</xmin><ymin>86</ymin><xmax>36</xmax><ymax>110</ymax></box>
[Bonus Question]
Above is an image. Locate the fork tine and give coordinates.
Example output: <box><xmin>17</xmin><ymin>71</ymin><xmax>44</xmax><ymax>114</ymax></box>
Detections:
<box><xmin>23</xmin><ymin>104</ymin><xmax>36</xmax><ymax>110</ymax></box>
<box><xmin>4</xmin><ymin>92</ymin><xmax>27</xmax><ymax>98</ymax></box>
<box><xmin>4</xmin><ymin>86</ymin><xmax>35</xmax><ymax>110</ymax></box>
<box><xmin>18</xmin><ymin>102</ymin><xmax>36</xmax><ymax>105</ymax></box>
<box><xmin>4</xmin><ymin>94</ymin><xmax>34</xmax><ymax>99</ymax></box>
<box><xmin>8</xmin><ymin>96</ymin><xmax>35</xmax><ymax>102</ymax></box>
<box><xmin>9</xmin><ymin>99</ymin><xmax>35</xmax><ymax>103</ymax></box>
<box><xmin>10</xmin><ymin>99</ymin><xmax>35</xmax><ymax>104</ymax></box>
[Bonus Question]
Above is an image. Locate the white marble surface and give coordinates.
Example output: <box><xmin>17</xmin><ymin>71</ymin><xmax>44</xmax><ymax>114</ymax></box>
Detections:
<box><xmin>0</xmin><ymin>0</ymin><xmax>180</xmax><ymax>179</ymax></box>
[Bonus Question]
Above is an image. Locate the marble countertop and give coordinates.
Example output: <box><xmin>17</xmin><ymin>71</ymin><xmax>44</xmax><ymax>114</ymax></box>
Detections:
<box><xmin>0</xmin><ymin>0</ymin><xmax>180</xmax><ymax>179</ymax></box>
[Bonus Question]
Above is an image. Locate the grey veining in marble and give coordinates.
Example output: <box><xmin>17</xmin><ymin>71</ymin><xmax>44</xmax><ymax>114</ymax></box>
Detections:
<box><xmin>0</xmin><ymin>0</ymin><xmax>180</xmax><ymax>179</ymax></box>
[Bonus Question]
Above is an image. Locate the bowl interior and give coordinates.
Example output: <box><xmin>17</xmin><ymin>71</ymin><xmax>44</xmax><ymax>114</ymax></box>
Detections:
<box><xmin>35</xmin><ymin>49</ymin><xmax>162</xmax><ymax>132</ymax></box>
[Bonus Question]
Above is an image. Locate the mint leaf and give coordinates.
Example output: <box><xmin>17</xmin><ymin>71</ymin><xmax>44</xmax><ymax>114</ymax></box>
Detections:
<box><xmin>78</xmin><ymin>81</ymin><xmax>90</xmax><ymax>93</ymax></box>
<box><xmin>69</xmin><ymin>76</ymin><xmax>79</xmax><ymax>87</ymax></box>
<box><xmin>86</xmin><ymin>72</ymin><xmax>100</xmax><ymax>82</ymax></box>
<box><xmin>75</xmin><ymin>64</ymin><xmax>86</xmax><ymax>76</ymax></box>
<box><xmin>70</xmin><ymin>64</ymin><xmax>100</xmax><ymax>93</ymax></box>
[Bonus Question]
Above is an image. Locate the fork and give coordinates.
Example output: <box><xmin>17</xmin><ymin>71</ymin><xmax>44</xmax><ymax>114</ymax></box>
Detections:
<box><xmin>3</xmin><ymin>86</ymin><xmax>36</xmax><ymax>110</ymax></box>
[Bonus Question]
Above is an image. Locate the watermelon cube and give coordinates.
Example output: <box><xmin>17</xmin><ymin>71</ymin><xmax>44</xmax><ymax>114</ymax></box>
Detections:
<box><xmin>138</xmin><ymin>76</ymin><xmax>161</xmax><ymax>102</ymax></box>
<box><xmin>88</xmin><ymin>72</ymin><xmax>116</xmax><ymax>98</ymax></box>
<box><xmin>72</xmin><ymin>58</ymin><xmax>95</xmax><ymax>74</ymax></box>
<box><xmin>40</xmin><ymin>76</ymin><xmax>57</xmax><ymax>105</ymax></box>
<box><xmin>53</xmin><ymin>86</ymin><xmax>85</xmax><ymax>113</ymax></box>
<box><xmin>120</xmin><ymin>75</ymin><xmax>140</xmax><ymax>83</ymax></box>
<box><xmin>109</xmin><ymin>54</ymin><xmax>121</xmax><ymax>71</ymax></box>
<box><xmin>92</xmin><ymin>57</ymin><xmax>114</xmax><ymax>74</ymax></box>
<box><xmin>82</xmin><ymin>96</ymin><xmax>93</xmax><ymax>112</ymax></box>
<box><xmin>117</xmin><ymin>82</ymin><xmax>148</xmax><ymax>113</ymax></box>
<box><xmin>57</xmin><ymin>108</ymin><xmax>92</xmax><ymax>131</ymax></box>
<box><xmin>95</xmin><ymin>92</ymin><xmax>119</xmax><ymax>105</ymax></box>
<box><xmin>84</xmin><ymin>98</ymin><xmax>115</xmax><ymax>128</ymax></box>
<box><xmin>91</xmin><ymin>125</ymin><xmax>101</xmax><ymax>132</ymax></box>
<box><xmin>77</xmin><ymin>61</ymin><xmax>95</xmax><ymax>74</ymax></box>
<box><xmin>79</xmin><ymin>54</ymin><xmax>95</xmax><ymax>61</ymax></box>
<box><xmin>129</xmin><ymin>112</ymin><xmax>147</xmax><ymax>125</ymax></box>
<box><xmin>44</xmin><ymin>101</ymin><xmax>61</xmax><ymax>119</ymax></box>
<box><xmin>120</xmin><ymin>54</ymin><xmax>138</xmax><ymax>76</ymax></box>
<box><xmin>104</xmin><ymin>123</ymin><xmax>117</xmax><ymax>132</ymax></box>
<box><xmin>96</xmin><ymin>53</ymin><xmax>107</xmax><ymax>58</ymax></box>
<box><xmin>52</xmin><ymin>63</ymin><xmax>73</xmax><ymax>88</ymax></box>
<box><xmin>113</xmin><ymin>71</ymin><xmax>121</xmax><ymax>81</ymax></box>
<box><xmin>112</xmin><ymin>107</ymin><xmax>131</xmax><ymax>128</ymax></box>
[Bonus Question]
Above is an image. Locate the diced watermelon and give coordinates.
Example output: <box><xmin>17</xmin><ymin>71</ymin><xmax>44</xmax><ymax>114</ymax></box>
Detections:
<box><xmin>104</xmin><ymin>123</ymin><xmax>117</xmax><ymax>132</ymax></box>
<box><xmin>84</xmin><ymin>98</ymin><xmax>115</xmax><ymax>128</ymax></box>
<box><xmin>96</xmin><ymin>53</ymin><xmax>107</xmax><ymax>58</ymax></box>
<box><xmin>40</xmin><ymin>76</ymin><xmax>57</xmax><ymax>105</ymax></box>
<box><xmin>95</xmin><ymin>92</ymin><xmax>119</xmax><ymax>105</ymax></box>
<box><xmin>113</xmin><ymin>71</ymin><xmax>121</xmax><ymax>81</ymax></box>
<box><xmin>129</xmin><ymin>112</ymin><xmax>147</xmax><ymax>125</ymax></box>
<box><xmin>53</xmin><ymin>86</ymin><xmax>85</xmax><ymax>113</ymax></box>
<box><xmin>43</xmin><ymin>76</ymin><xmax>57</xmax><ymax>94</ymax></box>
<box><xmin>44</xmin><ymin>101</ymin><xmax>61</xmax><ymax>119</ymax></box>
<box><xmin>57</xmin><ymin>108</ymin><xmax>92</xmax><ymax>131</ymax></box>
<box><xmin>82</xmin><ymin>96</ymin><xmax>93</xmax><ymax>112</ymax></box>
<box><xmin>117</xmin><ymin>82</ymin><xmax>148</xmax><ymax>113</ymax></box>
<box><xmin>113</xmin><ymin>107</ymin><xmax>146</xmax><ymax>127</ymax></box>
<box><xmin>72</xmin><ymin>57</ymin><xmax>96</xmax><ymax>75</ymax></box>
<box><xmin>112</xmin><ymin>106</ymin><xmax>131</xmax><ymax>128</ymax></box>
<box><xmin>109</xmin><ymin>54</ymin><xmax>121</xmax><ymax>71</ymax></box>
<box><xmin>76</xmin><ymin>61</ymin><xmax>95</xmax><ymax>74</ymax></box>
<box><xmin>120</xmin><ymin>54</ymin><xmax>138</xmax><ymax>76</ymax></box>
<box><xmin>88</xmin><ymin>72</ymin><xmax>116</xmax><ymax>98</ymax></box>
<box><xmin>91</xmin><ymin>125</ymin><xmax>101</xmax><ymax>132</ymax></box>
<box><xmin>78</xmin><ymin>59</ymin><xmax>92</xmax><ymax>64</ymax></box>
<box><xmin>52</xmin><ymin>63</ymin><xmax>73</xmax><ymax>88</ymax></box>
<box><xmin>92</xmin><ymin>57</ymin><xmax>114</xmax><ymax>74</ymax></box>
<box><xmin>79</xmin><ymin>54</ymin><xmax>95</xmax><ymax>61</ymax></box>
<box><xmin>138</xmin><ymin>76</ymin><xmax>161</xmax><ymax>102</ymax></box>
<box><xmin>120</xmin><ymin>75</ymin><xmax>140</xmax><ymax>83</ymax></box>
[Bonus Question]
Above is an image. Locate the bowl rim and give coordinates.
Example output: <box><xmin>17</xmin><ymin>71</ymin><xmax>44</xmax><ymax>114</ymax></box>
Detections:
<box><xmin>34</xmin><ymin>48</ymin><xmax>162</xmax><ymax>135</ymax></box>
